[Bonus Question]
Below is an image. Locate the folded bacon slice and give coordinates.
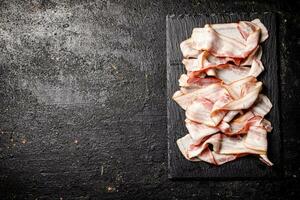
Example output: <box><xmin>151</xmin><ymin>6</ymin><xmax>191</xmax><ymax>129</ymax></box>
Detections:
<box><xmin>191</xmin><ymin>25</ymin><xmax>248</xmax><ymax>58</ymax></box>
<box><xmin>190</xmin><ymin>19</ymin><xmax>267</xmax><ymax>58</ymax></box>
<box><xmin>182</xmin><ymin>47</ymin><xmax>262</xmax><ymax>80</ymax></box>
<box><xmin>173</xmin><ymin>83</ymin><xmax>224</xmax><ymax>110</ymax></box>
<box><xmin>223</xmin><ymin>110</ymin><xmax>240</xmax><ymax>122</ymax></box>
<box><xmin>180</xmin><ymin>38</ymin><xmax>201</xmax><ymax>58</ymax></box>
<box><xmin>250</xmin><ymin>19</ymin><xmax>269</xmax><ymax>42</ymax></box>
<box><xmin>185</xmin><ymin>119</ymin><xmax>231</xmax><ymax>145</ymax></box>
<box><xmin>186</xmin><ymin>97</ymin><xmax>216</xmax><ymax>126</ymax></box>
<box><xmin>244</xmin><ymin>126</ymin><xmax>268</xmax><ymax>152</ymax></box>
<box><xmin>174</xmin><ymin>76</ymin><xmax>259</xmax><ymax>109</ymax></box>
<box><xmin>211</xmin><ymin>23</ymin><xmax>246</xmax><ymax>43</ymax></box>
<box><xmin>174</xmin><ymin>19</ymin><xmax>273</xmax><ymax>166</ymax></box>
<box><xmin>176</xmin><ymin>134</ymin><xmax>201</xmax><ymax>161</ymax></box>
<box><xmin>178</xmin><ymin>74</ymin><xmax>222</xmax><ymax>94</ymax></box>
<box><xmin>177</xmin><ymin>132</ymin><xmax>273</xmax><ymax>166</ymax></box>
<box><xmin>241</xmin><ymin>45</ymin><xmax>262</xmax><ymax>65</ymax></box>
<box><xmin>212</xmin><ymin>81</ymin><xmax>262</xmax><ymax>112</ymax></box>
<box><xmin>251</xmin><ymin>94</ymin><xmax>272</xmax><ymax>116</ymax></box>
<box><xmin>228</xmin><ymin>111</ymin><xmax>255</xmax><ymax>134</ymax></box>
<box><xmin>182</xmin><ymin>51</ymin><xmax>240</xmax><ymax>73</ymax></box>
<box><xmin>215</xmin><ymin>59</ymin><xmax>264</xmax><ymax>84</ymax></box>
<box><xmin>185</xmin><ymin>119</ymin><xmax>218</xmax><ymax>144</ymax></box>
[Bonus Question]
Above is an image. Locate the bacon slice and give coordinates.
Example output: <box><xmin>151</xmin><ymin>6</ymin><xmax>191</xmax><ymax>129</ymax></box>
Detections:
<box><xmin>183</xmin><ymin>51</ymin><xmax>240</xmax><ymax>73</ymax></box>
<box><xmin>211</xmin><ymin>80</ymin><xmax>262</xmax><ymax>115</ymax></box>
<box><xmin>227</xmin><ymin>112</ymin><xmax>272</xmax><ymax>136</ymax></box>
<box><xmin>179</xmin><ymin>74</ymin><xmax>222</xmax><ymax>89</ymax></box>
<box><xmin>176</xmin><ymin>134</ymin><xmax>201</xmax><ymax>161</ymax></box>
<box><xmin>173</xmin><ymin>76</ymin><xmax>259</xmax><ymax>110</ymax></box>
<box><xmin>185</xmin><ymin>119</ymin><xmax>231</xmax><ymax>145</ymax></box>
<box><xmin>174</xmin><ymin>19</ymin><xmax>273</xmax><ymax>166</ymax></box>
<box><xmin>223</xmin><ymin>76</ymin><xmax>257</xmax><ymax>98</ymax></box>
<box><xmin>215</xmin><ymin>60</ymin><xmax>264</xmax><ymax>84</ymax></box>
<box><xmin>182</xmin><ymin>57</ymin><xmax>200</xmax><ymax>72</ymax></box>
<box><xmin>259</xmin><ymin>155</ymin><xmax>274</xmax><ymax>166</ymax></box>
<box><xmin>211</xmin><ymin>23</ymin><xmax>246</xmax><ymax>43</ymax></box>
<box><xmin>229</xmin><ymin>111</ymin><xmax>255</xmax><ymax>134</ymax></box>
<box><xmin>223</xmin><ymin>110</ymin><xmax>240</xmax><ymax>122</ymax></box>
<box><xmin>182</xmin><ymin>48</ymin><xmax>261</xmax><ymax>79</ymax></box>
<box><xmin>186</xmin><ymin>97</ymin><xmax>216</xmax><ymax>126</ymax></box>
<box><xmin>176</xmin><ymin>134</ymin><xmax>234</xmax><ymax>165</ymax></box>
<box><xmin>191</xmin><ymin>25</ymin><xmax>247</xmax><ymax>58</ymax></box>
<box><xmin>180</xmin><ymin>38</ymin><xmax>201</xmax><ymax>58</ymax></box>
<box><xmin>251</xmin><ymin>19</ymin><xmax>269</xmax><ymax>42</ymax></box>
<box><xmin>172</xmin><ymin>83</ymin><xmax>224</xmax><ymax>110</ymax></box>
<box><xmin>190</xmin><ymin>20</ymin><xmax>267</xmax><ymax>58</ymax></box>
<box><xmin>211</xmin><ymin>152</ymin><xmax>239</xmax><ymax>165</ymax></box>
<box><xmin>251</xmin><ymin>94</ymin><xmax>272</xmax><ymax>116</ymax></box>
<box><xmin>241</xmin><ymin>45</ymin><xmax>262</xmax><ymax>65</ymax></box>
<box><xmin>244</xmin><ymin>126</ymin><xmax>268</xmax><ymax>152</ymax></box>
<box><xmin>177</xmin><ymin>131</ymin><xmax>271</xmax><ymax>165</ymax></box>
<box><xmin>185</xmin><ymin>122</ymin><xmax>218</xmax><ymax>145</ymax></box>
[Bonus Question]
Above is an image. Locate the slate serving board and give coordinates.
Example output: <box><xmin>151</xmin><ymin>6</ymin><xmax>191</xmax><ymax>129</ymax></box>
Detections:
<box><xmin>166</xmin><ymin>13</ymin><xmax>282</xmax><ymax>179</ymax></box>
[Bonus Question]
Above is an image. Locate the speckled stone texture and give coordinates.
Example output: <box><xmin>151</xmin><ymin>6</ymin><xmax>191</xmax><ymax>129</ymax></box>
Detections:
<box><xmin>0</xmin><ymin>0</ymin><xmax>299</xmax><ymax>199</ymax></box>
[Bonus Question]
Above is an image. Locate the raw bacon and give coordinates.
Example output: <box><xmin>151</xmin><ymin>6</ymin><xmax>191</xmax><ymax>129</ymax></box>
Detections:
<box><xmin>190</xmin><ymin>19</ymin><xmax>264</xmax><ymax>58</ymax></box>
<box><xmin>173</xmin><ymin>19</ymin><xmax>273</xmax><ymax>166</ymax></box>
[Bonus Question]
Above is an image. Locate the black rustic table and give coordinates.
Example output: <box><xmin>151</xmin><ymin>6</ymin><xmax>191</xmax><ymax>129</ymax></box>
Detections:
<box><xmin>0</xmin><ymin>0</ymin><xmax>299</xmax><ymax>199</ymax></box>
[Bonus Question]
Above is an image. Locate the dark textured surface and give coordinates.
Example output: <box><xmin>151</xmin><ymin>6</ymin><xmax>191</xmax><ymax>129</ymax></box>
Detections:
<box><xmin>167</xmin><ymin>13</ymin><xmax>281</xmax><ymax>179</ymax></box>
<box><xmin>0</xmin><ymin>0</ymin><xmax>299</xmax><ymax>199</ymax></box>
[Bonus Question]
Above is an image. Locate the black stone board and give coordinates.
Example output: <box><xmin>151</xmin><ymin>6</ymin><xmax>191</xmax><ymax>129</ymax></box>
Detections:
<box><xmin>167</xmin><ymin>13</ymin><xmax>281</xmax><ymax>179</ymax></box>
